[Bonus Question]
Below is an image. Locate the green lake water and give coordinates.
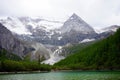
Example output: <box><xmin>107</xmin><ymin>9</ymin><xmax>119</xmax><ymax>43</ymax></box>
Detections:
<box><xmin>0</xmin><ymin>71</ymin><xmax>120</xmax><ymax>80</ymax></box>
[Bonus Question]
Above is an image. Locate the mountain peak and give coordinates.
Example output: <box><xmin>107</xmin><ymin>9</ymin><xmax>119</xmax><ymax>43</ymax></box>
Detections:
<box><xmin>71</xmin><ymin>13</ymin><xmax>79</xmax><ymax>17</ymax></box>
<box><xmin>69</xmin><ymin>13</ymin><xmax>81</xmax><ymax>20</ymax></box>
<box><xmin>61</xmin><ymin>13</ymin><xmax>95</xmax><ymax>34</ymax></box>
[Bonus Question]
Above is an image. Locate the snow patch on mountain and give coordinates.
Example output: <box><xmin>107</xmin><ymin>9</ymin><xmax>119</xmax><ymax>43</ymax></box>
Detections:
<box><xmin>0</xmin><ymin>16</ymin><xmax>63</xmax><ymax>35</ymax></box>
<box><xmin>0</xmin><ymin>17</ymin><xmax>31</xmax><ymax>35</ymax></box>
<box><xmin>37</xmin><ymin>20</ymin><xmax>63</xmax><ymax>30</ymax></box>
<box><xmin>42</xmin><ymin>46</ymin><xmax>65</xmax><ymax>65</ymax></box>
<box><xmin>80</xmin><ymin>38</ymin><xmax>95</xmax><ymax>43</ymax></box>
<box><xmin>58</xmin><ymin>36</ymin><xmax>62</xmax><ymax>40</ymax></box>
<box><xmin>94</xmin><ymin>25</ymin><xmax>120</xmax><ymax>34</ymax></box>
<box><xmin>101</xmin><ymin>26</ymin><xmax>119</xmax><ymax>32</ymax></box>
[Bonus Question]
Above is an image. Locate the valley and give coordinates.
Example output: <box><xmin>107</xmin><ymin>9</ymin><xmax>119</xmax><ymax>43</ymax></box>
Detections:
<box><xmin>0</xmin><ymin>13</ymin><xmax>120</xmax><ymax>72</ymax></box>
<box><xmin>1</xmin><ymin>0</ymin><xmax>120</xmax><ymax>80</ymax></box>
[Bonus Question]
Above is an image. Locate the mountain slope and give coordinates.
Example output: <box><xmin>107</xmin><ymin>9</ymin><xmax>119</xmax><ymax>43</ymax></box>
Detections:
<box><xmin>0</xmin><ymin>47</ymin><xmax>21</xmax><ymax>61</ymax></box>
<box><xmin>0</xmin><ymin>17</ymin><xmax>63</xmax><ymax>35</ymax></box>
<box><xmin>54</xmin><ymin>28</ymin><xmax>120</xmax><ymax>70</ymax></box>
<box><xmin>0</xmin><ymin>14</ymin><xmax>97</xmax><ymax>46</ymax></box>
<box><xmin>1</xmin><ymin>15</ymin><xmax>120</xmax><ymax>65</ymax></box>
<box><xmin>0</xmin><ymin>22</ymin><xmax>51</xmax><ymax>60</ymax></box>
<box><xmin>0</xmin><ymin>23</ymin><xmax>34</xmax><ymax>58</ymax></box>
<box><xmin>58</xmin><ymin>13</ymin><xmax>97</xmax><ymax>45</ymax></box>
<box><xmin>0</xmin><ymin>15</ymin><xmax>119</xmax><ymax>46</ymax></box>
<box><xmin>61</xmin><ymin>13</ymin><xmax>95</xmax><ymax>34</ymax></box>
<box><xmin>59</xmin><ymin>42</ymin><xmax>95</xmax><ymax>57</ymax></box>
<box><xmin>95</xmin><ymin>25</ymin><xmax>120</xmax><ymax>34</ymax></box>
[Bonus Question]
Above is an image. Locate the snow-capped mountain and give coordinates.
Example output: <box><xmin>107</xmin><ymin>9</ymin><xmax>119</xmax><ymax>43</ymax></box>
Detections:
<box><xmin>95</xmin><ymin>25</ymin><xmax>120</xmax><ymax>34</ymax></box>
<box><xmin>94</xmin><ymin>25</ymin><xmax>120</xmax><ymax>40</ymax></box>
<box><xmin>0</xmin><ymin>23</ymin><xmax>52</xmax><ymax>61</ymax></box>
<box><xmin>0</xmin><ymin>17</ymin><xmax>31</xmax><ymax>35</ymax></box>
<box><xmin>100</xmin><ymin>25</ymin><xmax>120</xmax><ymax>33</ymax></box>
<box><xmin>0</xmin><ymin>16</ymin><xmax>63</xmax><ymax>35</ymax></box>
<box><xmin>0</xmin><ymin>14</ymin><xmax>98</xmax><ymax>65</ymax></box>
<box><xmin>0</xmin><ymin>14</ymin><xmax>97</xmax><ymax>46</ymax></box>
<box><xmin>61</xmin><ymin>13</ymin><xmax>95</xmax><ymax>34</ymax></box>
<box><xmin>0</xmin><ymin>23</ymin><xmax>34</xmax><ymax>57</ymax></box>
<box><xmin>0</xmin><ymin>14</ymin><xmax>119</xmax><ymax>65</ymax></box>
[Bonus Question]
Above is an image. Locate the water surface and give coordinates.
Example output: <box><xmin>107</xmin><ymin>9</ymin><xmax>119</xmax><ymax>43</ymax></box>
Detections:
<box><xmin>0</xmin><ymin>71</ymin><xmax>120</xmax><ymax>80</ymax></box>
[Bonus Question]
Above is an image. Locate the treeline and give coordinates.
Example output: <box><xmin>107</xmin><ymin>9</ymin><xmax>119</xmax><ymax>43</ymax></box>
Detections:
<box><xmin>0</xmin><ymin>48</ymin><xmax>51</xmax><ymax>72</ymax></box>
<box><xmin>54</xmin><ymin>29</ymin><xmax>120</xmax><ymax>70</ymax></box>
<box><xmin>0</xmin><ymin>60</ymin><xmax>51</xmax><ymax>72</ymax></box>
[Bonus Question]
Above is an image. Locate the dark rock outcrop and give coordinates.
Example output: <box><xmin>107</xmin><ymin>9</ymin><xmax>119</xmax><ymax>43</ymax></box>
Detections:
<box><xmin>0</xmin><ymin>23</ymin><xmax>32</xmax><ymax>58</ymax></box>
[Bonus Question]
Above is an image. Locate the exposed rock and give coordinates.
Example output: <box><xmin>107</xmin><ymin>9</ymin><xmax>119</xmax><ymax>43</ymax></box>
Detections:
<box><xmin>0</xmin><ymin>23</ymin><xmax>33</xmax><ymax>58</ymax></box>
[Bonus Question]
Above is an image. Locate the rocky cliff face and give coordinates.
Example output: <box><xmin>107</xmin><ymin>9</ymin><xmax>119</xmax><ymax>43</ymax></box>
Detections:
<box><xmin>0</xmin><ymin>23</ymin><xmax>50</xmax><ymax>60</ymax></box>
<box><xmin>0</xmin><ymin>23</ymin><xmax>33</xmax><ymax>58</ymax></box>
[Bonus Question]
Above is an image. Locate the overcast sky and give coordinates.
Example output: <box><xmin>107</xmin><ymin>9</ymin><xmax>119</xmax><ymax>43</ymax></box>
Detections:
<box><xmin>0</xmin><ymin>0</ymin><xmax>120</xmax><ymax>28</ymax></box>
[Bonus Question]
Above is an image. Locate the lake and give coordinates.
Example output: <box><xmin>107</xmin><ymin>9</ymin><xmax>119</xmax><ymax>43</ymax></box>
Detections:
<box><xmin>0</xmin><ymin>71</ymin><xmax>120</xmax><ymax>80</ymax></box>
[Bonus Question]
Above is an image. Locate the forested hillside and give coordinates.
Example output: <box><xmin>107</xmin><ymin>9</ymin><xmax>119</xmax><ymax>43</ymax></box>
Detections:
<box><xmin>54</xmin><ymin>28</ymin><xmax>120</xmax><ymax>70</ymax></box>
<box><xmin>0</xmin><ymin>48</ymin><xmax>51</xmax><ymax>72</ymax></box>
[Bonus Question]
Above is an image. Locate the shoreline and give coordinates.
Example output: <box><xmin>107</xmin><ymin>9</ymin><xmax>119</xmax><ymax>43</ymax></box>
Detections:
<box><xmin>0</xmin><ymin>71</ymin><xmax>49</xmax><ymax>75</ymax></box>
<box><xmin>0</xmin><ymin>70</ymin><xmax>120</xmax><ymax>75</ymax></box>
<box><xmin>51</xmin><ymin>69</ymin><xmax>120</xmax><ymax>72</ymax></box>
